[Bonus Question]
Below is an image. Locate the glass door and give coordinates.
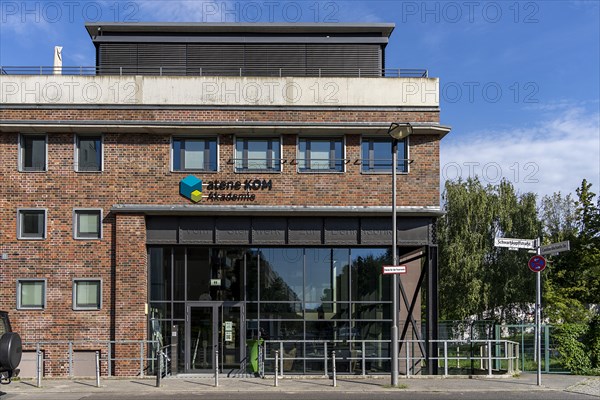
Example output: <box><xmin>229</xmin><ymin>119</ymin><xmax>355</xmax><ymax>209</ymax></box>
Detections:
<box><xmin>219</xmin><ymin>304</ymin><xmax>244</xmax><ymax>372</ymax></box>
<box><xmin>186</xmin><ymin>305</ymin><xmax>216</xmax><ymax>372</ymax></box>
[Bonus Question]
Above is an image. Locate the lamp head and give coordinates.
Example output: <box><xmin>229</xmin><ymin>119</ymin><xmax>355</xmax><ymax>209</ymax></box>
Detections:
<box><xmin>388</xmin><ymin>122</ymin><xmax>413</xmax><ymax>140</ymax></box>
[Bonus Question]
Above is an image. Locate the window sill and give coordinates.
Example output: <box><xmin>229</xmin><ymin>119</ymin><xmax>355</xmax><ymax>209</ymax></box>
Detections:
<box><xmin>17</xmin><ymin>236</ymin><xmax>46</xmax><ymax>241</ymax></box>
<box><xmin>171</xmin><ymin>170</ymin><xmax>219</xmax><ymax>174</ymax></box>
<box><xmin>360</xmin><ymin>171</ymin><xmax>409</xmax><ymax>175</ymax></box>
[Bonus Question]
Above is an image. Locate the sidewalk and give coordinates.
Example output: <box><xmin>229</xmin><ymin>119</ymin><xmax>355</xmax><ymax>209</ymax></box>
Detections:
<box><xmin>1</xmin><ymin>374</ymin><xmax>598</xmax><ymax>398</ymax></box>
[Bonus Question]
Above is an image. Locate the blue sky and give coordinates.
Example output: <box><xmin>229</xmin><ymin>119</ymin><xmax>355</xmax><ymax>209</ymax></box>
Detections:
<box><xmin>1</xmin><ymin>0</ymin><xmax>599</xmax><ymax>198</ymax></box>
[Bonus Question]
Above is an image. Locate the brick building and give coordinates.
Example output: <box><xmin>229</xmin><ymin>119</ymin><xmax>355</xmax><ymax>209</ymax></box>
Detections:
<box><xmin>0</xmin><ymin>23</ymin><xmax>450</xmax><ymax>377</ymax></box>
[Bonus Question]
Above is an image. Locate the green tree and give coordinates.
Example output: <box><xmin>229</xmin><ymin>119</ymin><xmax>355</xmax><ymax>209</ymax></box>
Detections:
<box><xmin>438</xmin><ymin>178</ymin><xmax>539</xmax><ymax>323</ymax></box>
<box><xmin>544</xmin><ymin>179</ymin><xmax>600</xmax><ymax>323</ymax></box>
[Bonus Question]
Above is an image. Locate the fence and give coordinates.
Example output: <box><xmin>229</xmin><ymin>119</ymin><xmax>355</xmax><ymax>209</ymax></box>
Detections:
<box><xmin>499</xmin><ymin>324</ymin><xmax>568</xmax><ymax>374</ymax></box>
<box><xmin>22</xmin><ymin>340</ymin><xmax>165</xmax><ymax>379</ymax></box>
<box><xmin>0</xmin><ymin>66</ymin><xmax>428</xmax><ymax>78</ymax></box>
<box><xmin>261</xmin><ymin>339</ymin><xmax>519</xmax><ymax>377</ymax></box>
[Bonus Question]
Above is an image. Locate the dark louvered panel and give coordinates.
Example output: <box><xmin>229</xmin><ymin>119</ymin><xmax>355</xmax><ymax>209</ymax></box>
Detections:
<box><xmin>138</xmin><ymin>44</ymin><xmax>187</xmax><ymax>75</ymax></box>
<box><xmin>244</xmin><ymin>44</ymin><xmax>307</xmax><ymax>76</ymax></box>
<box><xmin>187</xmin><ymin>44</ymin><xmax>244</xmax><ymax>76</ymax></box>
<box><xmin>307</xmin><ymin>44</ymin><xmax>382</xmax><ymax>77</ymax></box>
<box><xmin>98</xmin><ymin>43</ymin><xmax>138</xmax><ymax>74</ymax></box>
<box><xmin>98</xmin><ymin>42</ymin><xmax>383</xmax><ymax>77</ymax></box>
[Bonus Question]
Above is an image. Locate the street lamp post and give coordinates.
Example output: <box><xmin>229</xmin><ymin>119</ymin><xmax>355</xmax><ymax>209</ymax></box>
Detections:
<box><xmin>388</xmin><ymin>122</ymin><xmax>413</xmax><ymax>387</ymax></box>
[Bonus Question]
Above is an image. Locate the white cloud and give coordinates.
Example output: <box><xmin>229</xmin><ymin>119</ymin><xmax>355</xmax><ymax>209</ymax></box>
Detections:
<box><xmin>441</xmin><ymin>107</ymin><xmax>600</xmax><ymax>198</ymax></box>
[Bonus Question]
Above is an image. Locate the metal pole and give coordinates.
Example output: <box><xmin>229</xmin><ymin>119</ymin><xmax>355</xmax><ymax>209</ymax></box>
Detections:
<box><xmin>536</xmin><ymin>238</ymin><xmax>542</xmax><ymax>386</ymax></box>
<box><xmin>487</xmin><ymin>341</ymin><xmax>492</xmax><ymax>377</ymax></box>
<box><xmin>215</xmin><ymin>349</ymin><xmax>219</xmax><ymax>387</ymax></box>
<box><xmin>362</xmin><ymin>341</ymin><xmax>366</xmax><ymax>376</ymax></box>
<box><xmin>107</xmin><ymin>343</ymin><xmax>112</xmax><ymax>377</ymax></box>
<box><xmin>391</xmin><ymin>137</ymin><xmax>399</xmax><ymax>386</ymax></box>
<box><xmin>156</xmin><ymin>351</ymin><xmax>162</xmax><ymax>388</ymax></box>
<box><xmin>324</xmin><ymin>342</ymin><xmax>328</xmax><ymax>376</ymax></box>
<box><xmin>332</xmin><ymin>351</ymin><xmax>337</xmax><ymax>387</ymax></box>
<box><xmin>68</xmin><ymin>342</ymin><xmax>73</xmax><ymax>378</ymax></box>
<box><xmin>274</xmin><ymin>350</ymin><xmax>279</xmax><ymax>387</ymax></box>
<box><xmin>406</xmin><ymin>344</ymin><xmax>410</xmax><ymax>378</ymax></box>
<box><xmin>279</xmin><ymin>342</ymin><xmax>284</xmax><ymax>378</ymax></box>
<box><xmin>95</xmin><ymin>351</ymin><xmax>100</xmax><ymax>388</ymax></box>
<box><xmin>140</xmin><ymin>342</ymin><xmax>145</xmax><ymax>377</ymax></box>
<box><xmin>36</xmin><ymin>349</ymin><xmax>42</xmax><ymax>388</ymax></box>
<box><xmin>444</xmin><ymin>341</ymin><xmax>448</xmax><ymax>376</ymax></box>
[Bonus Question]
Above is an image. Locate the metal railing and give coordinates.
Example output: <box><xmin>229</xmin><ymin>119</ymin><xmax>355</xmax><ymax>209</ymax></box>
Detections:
<box><xmin>23</xmin><ymin>340</ymin><xmax>163</xmax><ymax>379</ymax></box>
<box><xmin>0</xmin><ymin>66</ymin><xmax>428</xmax><ymax>78</ymax></box>
<box><xmin>261</xmin><ymin>339</ymin><xmax>519</xmax><ymax>377</ymax></box>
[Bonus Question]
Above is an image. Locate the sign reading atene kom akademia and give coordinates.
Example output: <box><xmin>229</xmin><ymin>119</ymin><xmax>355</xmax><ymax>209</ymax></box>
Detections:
<box><xmin>180</xmin><ymin>175</ymin><xmax>273</xmax><ymax>203</ymax></box>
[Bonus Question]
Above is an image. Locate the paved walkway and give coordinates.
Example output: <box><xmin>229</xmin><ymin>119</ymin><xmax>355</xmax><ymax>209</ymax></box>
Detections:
<box><xmin>1</xmin><ymin>374</ymin><xmax>598</xmax><ymax>398</ymax></box>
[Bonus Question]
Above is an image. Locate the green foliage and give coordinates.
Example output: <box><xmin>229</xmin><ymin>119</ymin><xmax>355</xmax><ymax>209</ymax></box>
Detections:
<box><xmin>438</xmin><ymin>178</ymin><xmax>540</xmax><ymax>322</ymax></box>
<box><xmin>554</xmin><ymin>323</ymin><xmax>591</xmax><ymax>373</ymax></box>
<box><xmin>439</xmin><ymin>177</ymin><xmax>600</xmax><ymax>373</ymax></box>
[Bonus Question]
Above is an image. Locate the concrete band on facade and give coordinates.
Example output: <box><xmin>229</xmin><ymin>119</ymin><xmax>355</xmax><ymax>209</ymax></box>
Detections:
<box><xmin>0</xmin><ymin>22</ymin><xmax>449</xmax><ymax>377</ymax></box>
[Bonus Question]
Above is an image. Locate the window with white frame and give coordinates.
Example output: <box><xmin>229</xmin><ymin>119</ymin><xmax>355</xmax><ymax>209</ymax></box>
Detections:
<box><xmin>298</xmin><ymin>138</ymin><xmax>344</xmax><ymax>172</ymax></box>
<box><xmin>19</xmin><ymin>134</ymin><xmax>47</xmax><ymax>172</ymax></box>
<box><xmin>75</xmin><ymin>135</ymin><xmax>102</xmax><ymax>172</ymax></box>
<box><xmin>361</xmin><ymin>137</ymin><xmax>408</xmax><ymax>173</ymax></box>
<box><xmin>234</xmin><ymin>138</ymin><xmax>281</xmax><ymax>172</ymax></box>
<box><xmin>74</xmin><ymin>209</ymin><xmax>102</xmax><ymax>239</ymax></box>
<box><xmin>17</xmin><ymin>209</ymin><xmax>46</xmax><ymax>240</ymax></box>
<box><xmin>73</xmin><ymin>279</ymin><xmax>101</xmax><ymax>310</ymax></box>
<box><xmin>172</xmin><ymin>137</ymin><xmax>217</xmax><ymax>171</ymax></box>
<box><xmin>17</xmin><ymin>279</ymin><xmax>46</xmax><ymax>310</ymax></box>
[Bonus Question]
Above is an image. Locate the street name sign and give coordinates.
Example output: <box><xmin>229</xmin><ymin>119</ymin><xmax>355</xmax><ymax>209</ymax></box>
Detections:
<box><xmin>382</xmin><ymin>265</ymin><xmax>407</xmax><ymax>274</ymax></box>
<box><xmin>540</xmin><ymin>241</ymin><xmax>570</xmax><ymax>255</ymax></box>
<box><xmin>494</xmin><ymin>237</ymin><xmax>536</xmax><ymax>249</ymax></box>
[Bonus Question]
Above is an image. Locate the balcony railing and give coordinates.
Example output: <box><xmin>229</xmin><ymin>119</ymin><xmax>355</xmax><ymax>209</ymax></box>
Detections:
<box><xmin>0</xmin><ymin>66</ymin><xmax>428</xmax><ymax>78</ymax></box>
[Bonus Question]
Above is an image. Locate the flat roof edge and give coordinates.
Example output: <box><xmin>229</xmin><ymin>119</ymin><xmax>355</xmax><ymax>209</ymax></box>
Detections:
<box><xmin>85</xmin><ymin>22</ymin><xmax>395</xmax><ymax>38</ymax></box>
<box><xmin>110</xmin><ymin>205</ymin><xmax>443</xmax><ymax>217</ymax></box>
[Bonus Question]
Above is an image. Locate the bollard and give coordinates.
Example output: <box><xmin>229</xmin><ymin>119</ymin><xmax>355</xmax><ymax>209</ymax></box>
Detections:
<box><xmin>95</xmin><ymin>351</ymin><xmax>101</xmax><ymax>388</ymax></box>
<box><xmin>361</xmin><ymin>342</ymin><xmax>366</xmax><ymax>376</ymax></box>
<box><xmin>406</xmin><ymin>345</ymin><xmax>410</xmax><ymax>378</ymax></box>
<box><xmin>324</xmin><ymin>342</ymin><xmax>328</xmax><ymax>376</ymax></box>
<box><xmin>215</xmin><ymin>349</ymin><xmax>219</xmax><ymax>387</ymax></box>
<box><xmin>487</xmin><ymin>342</ymin><xmax>492</xmax><ymax>377</ymax></box>
<box><xmin>274</xmin><ymin>351</ymin><xmax>279</xmax><ymax>387</ymax></box>
<box><xmin>36</xmin><ymin>350</ymin><xmax>42</xmax><ymax>388</ymax></box>
<box><xmin>156</xmin><ymin>352</ymin><xmax>162</xmax><ymax>388</ymax></box>
<box><xmin>279</xmin><ymin>342</ymin><xmax>284</xmax><ymax>378</ymax></box>
<box><xmin>331</xmin><ymin>351</ymin><xmax>337</xmax><ymax>387</ymax></box>
<box><xmin>444</xmin><ymin>341</ymin><xmax>448</xmax><ymax>376</ymax></box>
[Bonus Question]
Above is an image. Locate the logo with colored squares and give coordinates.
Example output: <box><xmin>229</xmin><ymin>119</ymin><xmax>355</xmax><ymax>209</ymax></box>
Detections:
<box><xmin>180</xmin><ymin>175</ymin><xmax>203</xmax><ymax>203</ymax></box>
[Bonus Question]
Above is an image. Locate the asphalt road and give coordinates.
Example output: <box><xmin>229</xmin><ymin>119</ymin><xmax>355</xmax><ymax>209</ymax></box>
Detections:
<box><xmin>1</xmin><ymin>391</ymin><xmax>596</xmax><ymax>400</ymax></box>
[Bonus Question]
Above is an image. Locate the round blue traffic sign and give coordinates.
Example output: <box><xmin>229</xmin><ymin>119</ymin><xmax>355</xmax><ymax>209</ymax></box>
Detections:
<box><xmin>528</xmin><ymin>256</ymin><xmax>547</xmax><ymax>272</ymax></box>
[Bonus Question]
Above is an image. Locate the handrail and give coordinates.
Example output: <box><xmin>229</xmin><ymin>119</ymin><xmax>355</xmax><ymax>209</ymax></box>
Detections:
<box><xmin>261</xmin><ymin>339</ymin><xmax>519</xmax><ymax>377</ymax></box>
<box><xmin>0</xmin><ymin>66</ymin><xmax>428</xmax><ymax>78</ymax></box>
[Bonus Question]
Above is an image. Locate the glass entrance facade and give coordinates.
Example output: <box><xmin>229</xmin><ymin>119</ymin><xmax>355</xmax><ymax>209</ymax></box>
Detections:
<box><xmin>148</xmin><ymin>247</ymin><xmax>393</xmax><ymax>373</ymax></box>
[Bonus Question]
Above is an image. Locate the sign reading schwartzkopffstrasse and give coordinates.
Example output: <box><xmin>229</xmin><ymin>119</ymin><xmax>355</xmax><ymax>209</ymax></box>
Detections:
<box><xmin>494</xmin><ymin>237</ymin><xmax>536</xmax><ymax>249</ymax></box>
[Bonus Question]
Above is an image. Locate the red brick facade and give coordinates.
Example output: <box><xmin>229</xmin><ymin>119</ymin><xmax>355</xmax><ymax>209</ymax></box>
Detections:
<box><xmin>0</xmin><ymin>107</ymin><xmax>442</xmax><ymax>376</ymax></box>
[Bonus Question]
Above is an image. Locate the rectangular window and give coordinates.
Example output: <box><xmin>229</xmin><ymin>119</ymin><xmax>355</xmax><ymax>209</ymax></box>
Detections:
<box><xmin>17</xmin><ymin>209</ymin><xmax>46</xmax><ymax>239</ymax></box>
<box><xmin>235</xmin><ymin>138</ymin><xmax>280</xmax><ymax>172</ymax></box>
<box><xmin>17</xmin><ymin>280</ymin><xmax>46</xmax><ymax>310</ymax></box>
<box><xmin>19</xmin><ymin>134</ymin><xmax>47</xmax><ymax>172</ymax></box>
<box><xmin>172</xmin><ymin>137</ymin><xmax>217</xmax><ymax>171</ymax></box>
<box><xmin>74</xmin><ymin>209</ymin><xmax>102</xmax><ymax>239</ymax></box>
<box><xmin>361</xmin><ymin>137</ymin><xmax>408</xmax><ymax>173</ymax></box>
<box><xmin>75</xmin><ymin>135</ymin><xmax>102</xmax><ymax>172</ymax></box>
<box><xmin>73</xmin><ymin>279</ymin><xmax>101</xmax><ymax>310</ymax></box>
<box><xmin>298</xmin><ymin>138</ymin><xmax>343</xmax><ymax>172</ymax></box>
